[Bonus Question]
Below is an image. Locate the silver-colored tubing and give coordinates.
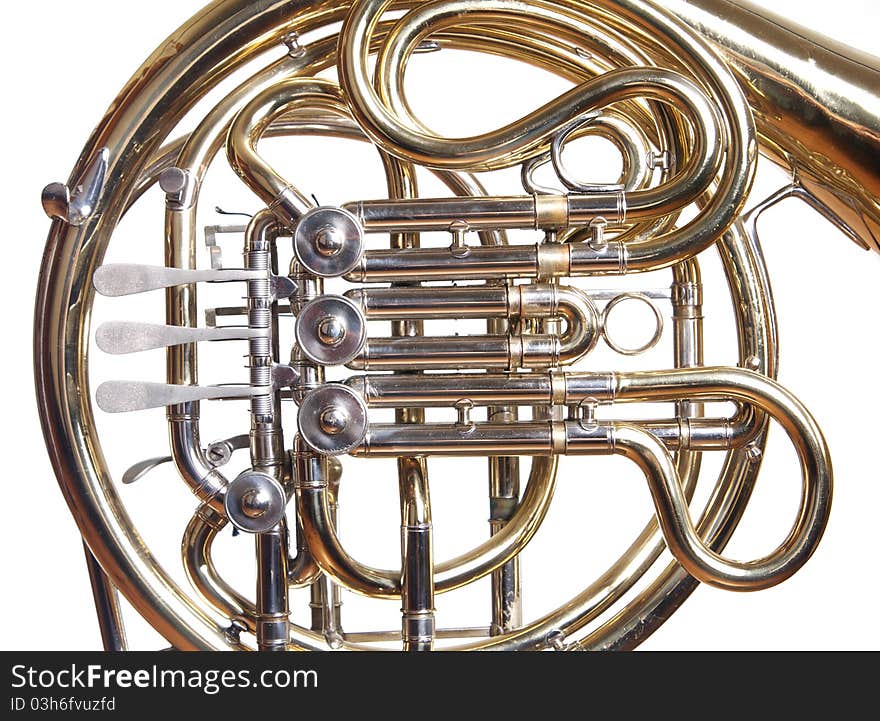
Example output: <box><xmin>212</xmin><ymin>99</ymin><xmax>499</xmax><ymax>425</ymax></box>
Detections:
<box><xmin>348</xmin><ymin>373</ymin><xmax>755</xmax><ymax>451</ymax></box>
<box><xmin>399</xmin><ymin>457</ymin><xmax>435</xmax><ymax>651</ymax></box>
<box><xmin>308</xmin><ymin>455</ymin><xmax>344</xmax><ymax>648</ymax></box>
<box><xmin>244</xmin><ymin>210</ymin><xmax>283</xmax><ymax>445</ymax></box>
<box><xmin>347</xmin><ymin>283</ymin><xmax>599</xmax><ymax>370</ymax></box>
<box><xmin>256</xmin><ymin>526</ymin><xmax>290</xmax><ymax>651</ymax></box>
<box><xmin>347</xmin><ymin>285</ymin><xmax>509</xmax><ymax>319</ymax></box>
<box><xmin>347</xmin><ymin>244</ymin><xmax>574</xmax><ymax>283</ymax></box>
<box><xmin>488</xmin><ymin>431</ymin><xmax>521</xmax><ymax>634</ymax></box>
<box><xmin>349</xmin><ymin>366</ymin><xmax>739</xmax><ymax>407</ymax></box>
<box><xmin>343</xmin><ymin>627</ymin><xmax>493</xmax><ymax>643</ymax></box>
<box><xmin>244</xmin><ymin>211</ymin><xmax>291</xmax><ymax>652</ymax></box>
<box><xmin>357</xmin><ymin>421</ymin><xmax>590</xmax><ymax>457</ymax></box>
<box><xmin>343</xmin><ymin>177</ymin><xmax>698</xmax><ymax>232</ymax></box>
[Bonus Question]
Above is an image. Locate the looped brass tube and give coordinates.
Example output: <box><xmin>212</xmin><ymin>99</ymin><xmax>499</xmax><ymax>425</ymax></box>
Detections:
<box><xmin>182</xmin><ymin>506</ymin><xmax>255</xmax><ymax>633</ymax></box>
<box><xmin>228</xmin><ymin>78</ymin><xmax>349</xmax><ymax>226</ymax></box>
<box><xmin>612</xmin><ymin>368</ymin><xmax>832</xmax><ymax>591</ymax></box>
<box><xmin>352</xmin><ymin>366</ymin><xmax>831</xmax><ymax>592</ymax></box>
<box><xmin>343</xmin><ymin>0</ymin><xmax>717</xmax><ymax>173</ymax></box>
<box><xmin>339</xmin><ymin>0</ymin><xmax>757</xmax><ymax>272</ymax></box>
<box><xmin>298</xmin><ymin>455</ymin><xmax>557</xmax><ymax>597</ymax></box>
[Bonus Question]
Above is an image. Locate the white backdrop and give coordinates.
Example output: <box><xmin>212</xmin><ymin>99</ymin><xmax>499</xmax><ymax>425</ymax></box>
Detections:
<box><xmin>3</xmin><ymin>0</ymin><xmax>879</xmax><ymax>651</ymax></box>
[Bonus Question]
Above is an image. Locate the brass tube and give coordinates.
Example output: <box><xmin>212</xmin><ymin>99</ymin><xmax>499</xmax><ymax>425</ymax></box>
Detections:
<box><xmin>664</xmin><ymin>0</ymin><xmax>880</xmax><ymax>252</ymax></box>
<box><xmin>182</xmin><ymin>505</ymin><xmax>256</xmax><ymax>634</ymax></box>
<box><xmin>297</xmin><ymin>456</ymin><xmax>557</xmax><ymax>598</ymax></box>
<box><xmin>340</xmin><ymin>0</ymin><xmax>757</xmax><ymax>274</ymax></box>
<box><xmin>349</xmin><ymin>364</ymin><xmax>831</xmax><ymax>592</ymax></box>
<box><xmin>43</xmin><ymin>0</ymin><xmax>861</xmax><ymax>652</ymax></box>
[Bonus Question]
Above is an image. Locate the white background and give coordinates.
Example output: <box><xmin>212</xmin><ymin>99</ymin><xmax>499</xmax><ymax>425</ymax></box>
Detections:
<box><xmin>2</xmin><ymin>0</ymin><xmax>879</xmax><ymax>651</ymax></box>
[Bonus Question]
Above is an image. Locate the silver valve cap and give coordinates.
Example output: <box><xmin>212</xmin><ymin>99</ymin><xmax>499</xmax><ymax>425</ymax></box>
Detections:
<box><xmin>297</xmin><ymin>384</ymin><xmax>368</xmax><ymax>456</ymax></box>
<box><xmin>293</xmin><ymin>206</ymin><xmax>364</xmax><ymax>277</ymax></box>
<box><xmin>295</xmin><ymin>295</ymin><xmax>367</xmax><ymax>366</ymax></box>
<box><xmin>225</xmin><ymin>470</ymin><xmax>288</xmax><ymax>533</ymax></box>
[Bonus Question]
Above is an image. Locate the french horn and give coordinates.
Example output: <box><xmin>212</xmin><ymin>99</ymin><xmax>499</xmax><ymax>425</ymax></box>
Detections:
<box><xmin>34</xmin><ymin>0</ymin><xmax>879</xmax><ymax>651</ymax></box>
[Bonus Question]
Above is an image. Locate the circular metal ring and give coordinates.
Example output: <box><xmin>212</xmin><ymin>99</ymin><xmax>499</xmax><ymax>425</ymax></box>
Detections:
<box><xmin>298</xmin><ymin>384</ymin><xmax>368</xmax><ymax>456</ymax></box>
<box><xmin>600</xmin><ymin>292</ymin><xmax>664</xmax><ymax>356</ymax></box>
<box><xmin>293</xmin><ymin>206</ymin><xmax>364</xmax><ymax>277</ymax></box>
<box><xmin>295</xmin><ymin>295</ymin><xmax>367</xmax><ymax>366</ymax></box>
<box><xmin>224</xmin><ymin>471</ymin><xmax>287</xmax><ymax>534</ymax></box>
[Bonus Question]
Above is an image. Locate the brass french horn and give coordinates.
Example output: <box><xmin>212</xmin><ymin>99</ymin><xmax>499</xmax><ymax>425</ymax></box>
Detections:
<box><xmin>35</xmin><ymin>0</ymin><xmax>879</xmax><ymax>650</ymax></box>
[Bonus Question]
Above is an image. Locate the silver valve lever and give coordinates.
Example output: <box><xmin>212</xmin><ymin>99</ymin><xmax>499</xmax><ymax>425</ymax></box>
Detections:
<box><xmin>121</xmin><ymin>434</ymin><xmax>249</xmax><ymax>484</ymax></box>
<box><xmin>121</xmin><ymin>456</ymin><xmax>173</xmax><ymax>485</ymax></box>
<box><xmin>96</xmin><ymin>381</ymin><xmax>261</xmax><ymax>413</ymax></box>
<box><xmin>96</xmin><ymin>321</ymin><xmax>268</xmax><ymax>355</ymax></box>
<box><xmin>92</xmin><ymin>263</ymin><xmax>266</xmax><ymax>297</ymax></box>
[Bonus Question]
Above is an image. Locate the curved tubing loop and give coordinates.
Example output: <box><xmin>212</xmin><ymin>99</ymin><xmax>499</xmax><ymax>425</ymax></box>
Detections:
<box><xmin>228</xmin><ymin>78</ymin><xmax>351</xmax><ymax>226</ymax></box>
<box><xmin>35</xmin><ymin>0</ymin><xmax>759</xmax><ymax>650</ymax></box>
<box><xmin>296</xmin><ymin>453</ymin><xmax>557</xmax><ymax>598</ymax></box>
<box><xmin>347</xmin><ymin>282</ymin><xmax>600</xmax><ymax>369</ymax></box>
<box><xmin>612</xmin><ymin>367</ymin><xmax>830</xmax><ymax>591</ymax></box>
<box><xmin>353</xmin><ymin>366</ymin><xmax>830</xmax><ymax>592</ymax></box>
<box><xmin>338</xmin><ymin>0</ymin><xmax>757</xmax><ymax>271</ymax></box>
